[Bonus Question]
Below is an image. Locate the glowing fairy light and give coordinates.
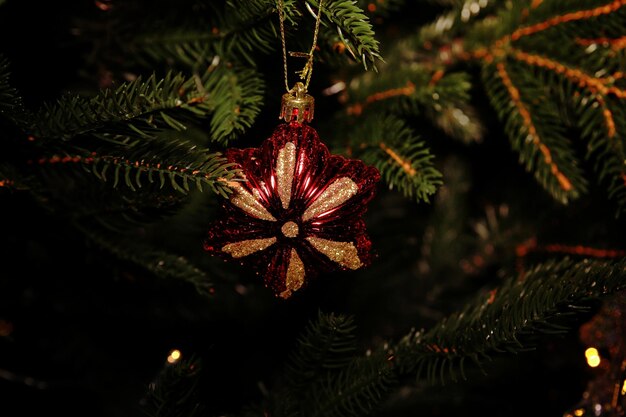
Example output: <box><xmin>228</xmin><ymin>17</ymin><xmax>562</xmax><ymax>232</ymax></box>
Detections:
<box><xmin>167</xmin><ymin>349</ymin><xmax>182</xmax><ymax>364</ymax></box>
<box><xmin>621</xmin><ymin>378</ymin><xmax>626</xmax><ymax>395</ymax></box>
<box><xmin>584</xmin><ymin>347</ymin><xmax>601</xmax><ymax>368</ymax></box>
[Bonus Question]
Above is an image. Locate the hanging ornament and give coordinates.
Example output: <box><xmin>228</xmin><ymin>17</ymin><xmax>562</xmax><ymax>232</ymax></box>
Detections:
<box><xmin>203</xmin><ymin>1</ymin><xmax>380</xmax><ymax>298</ymax></box>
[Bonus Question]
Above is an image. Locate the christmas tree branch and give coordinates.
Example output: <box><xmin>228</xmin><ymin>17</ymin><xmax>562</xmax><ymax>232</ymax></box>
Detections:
<box><xmin>82</xmin><ymin>228</ymin><xmax>214</xmax><ymax>295</ymax></box>
<box><xmin>394</xmin><ymin>257</ymin><xmax>626</xmax><ymax>384</ymax></box>
<box><xmin>204</xmin><ymin>65</ymin><xmax>265</xmax><ymax>144</ymax></box>
<box><xmin>516</xmin><ymin>238</ymin><xmax>626</xmax><ymax>260</ymax></box>
<box><xmin>112</xmin><ymin>0</ymin><xmax>298</xmax><ymax>67</ymax></box>
<box><xmin>506</xmin><ymin>0</ymin><xmax>626</xmax><ymax>43</ymax></box>
<box><xmin>272</xmin><ymin>312</ymin><xmax>359</xmax><ymax>416</ymax></box>
<box><xmin>142</xmin><ymin>356</ymin><xmax>205</xmax><ymax>417</ymax></box>
<box><xmin>35</xmin><ymin>141</ymin><xmax>239</xmax><ymax>197</ymax></box>
<box><xmin>307</xmin><ymin>352</ymin><xmax>396</xmax><ymax>417</ymax></box>
<box><xmin>344</xmin><ymin>66</ymin><xmax>480</xmax><ymax>142</ymax></box>
<box><xmin>482</xmin><ymin>60</ymin><xmax>587</xmax><ymax>203</ymax></box>
<box><xmin>307</xmin><ymin>0</ymin><xmax>382</xmax><ymax>70</ymax></box>
<box><xmin>0</xmin><ymin>56</ymin><xmax>29</xmax><ymax>129</ymax></box>
<box><xmin>35</xmin><ymin>72</ymin><xmax>208</xmax><ymax>141</ymax></box>
<box><xmin>346</xmin><ymin>114</ymin><xmax>442</xmax><ymax>203</ymax></box>
<box><xmin>33</xmin><ymin>65</ymin><xmax>263</xmax><ymax>145</ymax></box>
<box><xmin>272</xmin><ymin>312</ymin><xmax>394</xmax><ymax>417</ymax></box>
<box><xmin>285</xmin><ymin>312</ymin><xmax>358</xmax><ymax>388</ymax></box>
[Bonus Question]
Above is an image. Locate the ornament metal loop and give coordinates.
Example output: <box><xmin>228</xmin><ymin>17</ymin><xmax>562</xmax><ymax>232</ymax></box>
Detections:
<box><xmin>280</xmin><ymin>82</ymin><xmax>315</xmax><ymax>123</ymax></box>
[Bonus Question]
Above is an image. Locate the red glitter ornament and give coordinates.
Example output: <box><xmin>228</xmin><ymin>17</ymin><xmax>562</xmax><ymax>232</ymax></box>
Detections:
<box><xmin>204</xmin><ymin>119</ymin><xmax>380</xmax><ymax>299</ymax></box>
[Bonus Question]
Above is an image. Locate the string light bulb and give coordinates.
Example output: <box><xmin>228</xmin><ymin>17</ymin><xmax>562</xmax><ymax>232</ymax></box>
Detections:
<box><xmin>167</xmin><ymin>349</ymin><xmax>182</xmax><ymax>364</ymax></box>
<box><xmin>584</xmin><ymin>347</ymin><xmax>601</xmax><ymax>368</ymax></box>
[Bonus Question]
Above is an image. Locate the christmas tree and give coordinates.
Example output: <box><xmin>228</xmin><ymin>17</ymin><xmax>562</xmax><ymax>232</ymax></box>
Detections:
<box><xmin>1</xmin><ymin>0</ymin><xmax>626</xmax><ymax>416</ymax></box>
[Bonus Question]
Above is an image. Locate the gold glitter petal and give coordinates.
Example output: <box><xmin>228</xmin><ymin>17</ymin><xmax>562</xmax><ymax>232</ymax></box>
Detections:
<box><xmin>302</xmin><ymin>177</ymin><xmax>359</xmax><ymax>221</ymax></box>
<box><xmin>276</xmin><ymin>142</ymin><xmax>297</xmax><ymax>209</ymax></box>
<box><xmin>230</xmin><ymin>182</ymin><xmax>277</xmax><ymax>221</ymax></box>
<box><xmin>280</xmin><ymin>248</ymin><xmax>306</xmax><ymax>299</ymax></box>
<box><xmin>281</xmin><ymin>221</ymin><xmax>299</xmax><ymax>238</ymax></box>
<box><xmin>222</xmin><ymin>237</ymin><xmax>277</xmax><ymax>258</ymax></box>
<box><xmin>306</xmin><ymin>236</ymin><xmax>362</xmax><ymax>270</ymax></box>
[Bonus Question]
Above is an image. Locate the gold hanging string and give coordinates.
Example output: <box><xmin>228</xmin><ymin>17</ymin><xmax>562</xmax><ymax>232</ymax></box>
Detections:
<box><xmin>278</xmin><ymin>0</ymin><xmax>324</xmax><ymax>93</ymax></box>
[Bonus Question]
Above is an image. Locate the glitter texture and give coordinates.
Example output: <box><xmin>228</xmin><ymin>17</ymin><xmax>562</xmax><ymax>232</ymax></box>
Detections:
<box><xmin>204</xmin><ymin>123</ymin><xmax>380</xmax><ymax>298</ymax></box>
<box><xmin>302</xmin><ymin>177</ymin><xmax>358</xmax><ymax>221</ymax></box>
<box><xmin>230</xmin><ymin>182</ymin><xmax>277</xmax><ymax>221</ymax></box>
<box><xmin>276</xmin><ymin>142</ymin><xmax>296</xmax><ymax>209</ymax></box>
<box><xmin>222</xmin><ymin>237</ymin><xmax>277</xmax><ymax>258</ymax></box>
<box><xmin>279</xmin><ymin>248</ymin><xmax>305</xmax><ymax>299</ymax></box>
<box><xmin>281</xmin><ymin>221</ymin><xmax>299</xmax><ymax>237</ymax></box>
<box><xmin>306</xmin><ymin>236</ymin><xmax>362</xmax><ymax>270</ymax></box>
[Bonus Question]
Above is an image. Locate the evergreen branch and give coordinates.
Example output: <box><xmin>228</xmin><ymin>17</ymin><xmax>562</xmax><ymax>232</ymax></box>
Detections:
<box><xmin>344</xmin><ymin>65</ymin><xmax>483</xmax><ymax>143</ymax></box>
<box><xmin>122</xmin><ymin>0</ymin><xmax>298</xmax><ymax>67</ymax></box>
<box><xmin>284</xmin><ymin>312</ymin><xmax>358</xmax><ymax>390</ymax></box>
<box><xmin>574</xmin><ymin>91</ymin><xmax>626</xmax><ymax>212</ymax></box>
<box><xmin>507</xmin><ymin>0</ymin><xmax>626</xmax><ymax>43</ymax></box>
<box><xmin>482</xmin><ymin>60</ymin><xmax>587</xmax><ymax>204</ymax></box>
<box><xmin>509</xmin><ymin>48</ymin><xmax>626</xmax><ymax>99</ymax></box>
<box><xmin>394</xmin><ymin>257</ymin><xmax>626</xmax><ymax>384</ymax></box>
<box><xmin>82</xmin><ymin>228</ymin><xmax>213</xmax><ymax>295</ymax></box>
<box><xmin>143</xmin><ymin>357</ymin><xmax>205</xmax><ymax>417</ymax></box>
<box><xmin>344</xmin><ymin>65</ymin><xmax>484</xmax><ymax>144</ymax></box>
<box><xmin>204</xmin><ymin>65</ymin><xmax>265</xmax><ymax>144</ymax></box>
<box><xmin>0</xmin><ymin>57</ymin><xmax>17</xmax><ymax>113</ymax></box>
<box><xmin>308</xmin><ymin>351</ymin><xmax>395</xmax><ymax>417</ymax></box>
<box><xmin>498</xmin><ymin>48</ymin><xmax>626</xmax><ymax>211</ymax></box>
<box><xmin>28</xmin><ymin>166</ymin><xmax>187</xmax><ymax>233</ymax></box>
<box><xmin>348</xmin><ymin>114</ymin><xmax>442</xmax><ymax>203</ymax></box>
<box><xmin>35</xmin><ymin>72</ymin><xmax>207</xmax><ymax>141</ymax></box>
<box><xmin>36</xmin><ymin>141</ymin><xmax>239</xmax><ymax>198</ymax></box>
<box><xmin>0</xmin><ymin>56</ymin><xmax>29</xmax><ymax>128</ymax></box>
<box><xmin>274</xmin><ymin>312</ymin><xmax>358</xmax><ymax>417</ymax></box>
<box><xmin>308</xmin><ymin>0</ymin><xmax>382</xmax><ymax>70</ymax></box>
<box><xmin>34</xmin><ymin>66</ymin><xmax>263</xmax><ymax>144</ymax></box>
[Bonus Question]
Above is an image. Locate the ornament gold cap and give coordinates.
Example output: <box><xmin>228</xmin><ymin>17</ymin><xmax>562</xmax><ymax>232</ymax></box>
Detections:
<box><xmin>280</xmin><ymin>82</ymin><xmax>314</xmax><ymax>123</ymax></box>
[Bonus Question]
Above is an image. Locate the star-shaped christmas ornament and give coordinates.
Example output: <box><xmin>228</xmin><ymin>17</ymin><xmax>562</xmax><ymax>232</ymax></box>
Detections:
<box><xmin>204</xmin><ymin>120</ymin><xmax>380</xmax><ymax>299</ymax></box>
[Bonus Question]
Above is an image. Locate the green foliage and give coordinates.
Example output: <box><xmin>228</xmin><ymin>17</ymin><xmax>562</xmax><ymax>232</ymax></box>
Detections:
<box><xmin>307</xmin><ymin>351</ymin><xmax>395</xmax><ymax>417</ymax></box>
<box><xmin>284</xmin><ymin>311</ymin><xmax>358</xmax><ymax>389</ymax></box>
<box><xmin>346</xmin><ymin>67</ymin><xmax>482</xmax><ymax>143</ymax></box>
<box><xmin>273</xmin><ymin>312</ymin><xmax>394</xmax><ymax>417</ymax></box>
<box><xmin>83</xmin><ymin>228</ymin><xmax>213</xmax><ymax>295</ymax></box>
<box><xmin>143</xmin><ymin>357</ymin><xmax>205</xmax><ymax>417</ymax></box>
<box><xmin>481</xmin><ymin>60</ymin><xmax>587</xmax><ymax>204</ymax></box>
<box><xmin>107</xmin><ymin>0</ymin><xmax>291</xmax><ymax>67</ymax></box>
<box><xmin>468</xmin><ymin>0</ymin><xmax>626</xmax><ymax>210</ymax></box>
<box><xmin>76</xmin><ymin>141</ymin><xmax>238</xmax><ymax>197</ymax></box>
<box><xmin>109</xmin><ymin>0</ymin><xmax>381</xmax><ymax>70</ymax></box>
<box><xmin>35</xmin><ymin>72</ymin><xmax>206</xmax><ymax>141</ymax></box>
<box><xmin>204</xmin><ymin>65</ymin><xmax>265</xmax><ymax>144</ymax></box>
<box><xmin>272</xmin><ymin>312</ymin><xmax>357</xmax><ymax>416</ymax></box>
<box><xmin>394</xmin><ymin>257</ymin><xmax>626</xmax><ymax>384</ymax></box>
<box><xmin>308</xmin><ymin>0</ymin><xmax>381</xmax><ymax>69</ymax></box>
<box><xmin>348</xmin><ymin>114</ymin><xmax>442</xmax><ymax>203</ymax></box>
<box><xmin>574</xmin><ymin>92</ymin><xmax>626</xmax><ymax>210</ymax></box>
<box><xmin>0</xmin><ymin>57</ymin><xmax>16</xmax><ymax>113</ymax></box>
<box><xmin>0</xmin><ymin>56</ymin><xmax>28</xmax><ymax>128</ymax></box>
<box><xmin>34</xmin><ymin>66</ymin><xmax>263</xmax><ymax>145</ymax></box>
